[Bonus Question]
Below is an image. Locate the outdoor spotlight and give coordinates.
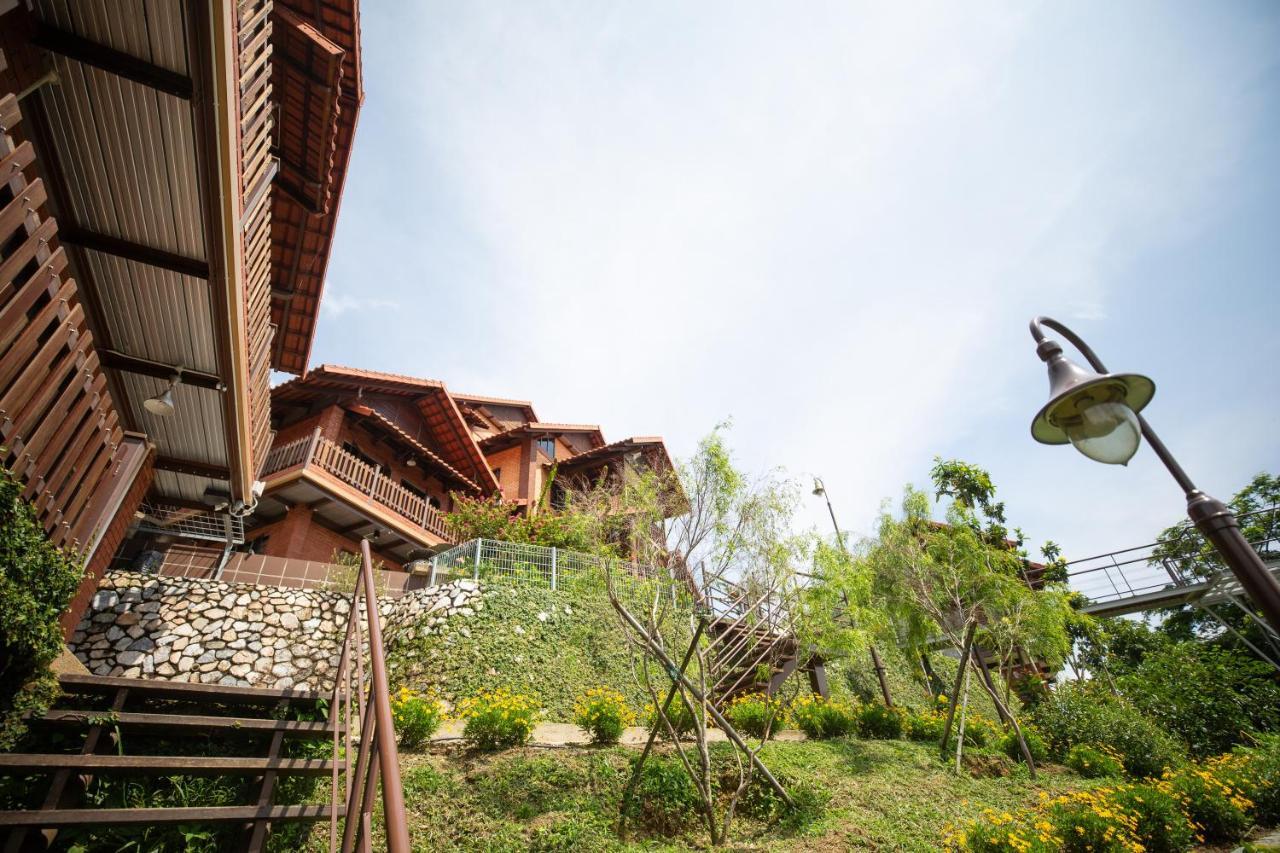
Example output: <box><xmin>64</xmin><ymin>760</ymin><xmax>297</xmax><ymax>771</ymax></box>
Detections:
<box><xmin>406</xmin><ymin>456</ymin><xmax>417</xmax><ymax>467</ymax></box>
<box><xmin>1029</xmin><ymin>339</ymin><xmax>1153</xmax><ymax>466</ymax></box>
<box><xmin>144</xmin><ymin>372</ymin><xmax>182</xmax><ymax>417</ymax></box>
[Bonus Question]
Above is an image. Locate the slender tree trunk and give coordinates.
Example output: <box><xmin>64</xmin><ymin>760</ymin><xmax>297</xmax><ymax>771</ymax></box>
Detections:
<box><xmin>920</xmin><ymin>652</ymin><xmax>946</xmax><ymax>699</ymax></box>
<box><xmin>940</xmin><ymin>622</ymin><xmax>977</xmax><ymax>761</ymax></box>
<box><xmin>971</xmin><ymin>644</ymin><xmax>1012</xmax><ymax>726</ymax></box>
<box><xmin>955</xmin><ymin>664</ymin><xmax>971</xmax><ymax>773</ymax></box>
<box><xmin>967</xmin><ymin>652</ymin><xmax>1037</xmax><ymax>780</ymax></box>
<box><xmin>869</xmin><ymin>644</ymin><xmax>893</xmax><ymax>706</ymax></box>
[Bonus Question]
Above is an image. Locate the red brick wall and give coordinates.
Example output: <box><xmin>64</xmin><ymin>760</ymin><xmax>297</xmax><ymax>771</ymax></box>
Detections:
<box><xmin>255</xmin><ymin>504</ymin><xmax>404</xmax><ymax>571</ymax></box>
<box><xmin>61</xmin><ymin>450</ymin><xmax>155</xmax><ymax>637</ymax></box>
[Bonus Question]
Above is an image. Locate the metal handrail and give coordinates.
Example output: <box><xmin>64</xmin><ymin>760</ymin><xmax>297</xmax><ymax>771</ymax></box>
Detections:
<box><xmin>327</xmin><ymin>540</ymin><xmax>410</xmax><ymax>851</ymax></box>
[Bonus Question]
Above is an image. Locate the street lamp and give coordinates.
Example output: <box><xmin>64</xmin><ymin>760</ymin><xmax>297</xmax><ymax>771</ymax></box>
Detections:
<box><xmin>1027</xmin><ymin>315</ymin><xmax>1280</xmax><ymax>634</ymax></box>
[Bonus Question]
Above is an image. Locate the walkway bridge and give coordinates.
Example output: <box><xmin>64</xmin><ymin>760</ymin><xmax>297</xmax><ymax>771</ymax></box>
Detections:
<box><xmin>1065</xmin><ymin>505</ymin><xmax>1280</xmax><ymax>663</ymax></box>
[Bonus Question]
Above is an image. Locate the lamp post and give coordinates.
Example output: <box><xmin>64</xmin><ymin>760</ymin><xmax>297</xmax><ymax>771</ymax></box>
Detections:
<box><xmin>1027</xmin><ymin>315</ymin><xmax>1280</xmax><ymax>635</ymax></box>
<box><xmin>812</xmin><ymin>477</ymin><xmax>893</xmax><ymax>706</ymax></box>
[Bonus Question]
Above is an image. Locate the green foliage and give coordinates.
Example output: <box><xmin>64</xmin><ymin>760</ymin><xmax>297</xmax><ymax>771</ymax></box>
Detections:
<box><xmin>1001</xmin><ymin>727</ymin><xmax>1048</xmax><ymax>764</ymax></box>
<box><xmin>857</xmin><ymin>702</ymin><xmax>906</xmax><ymax>740</ymax></box>
<box><xmin>1151</xmin><ymin>472</ymin><xmax>1279</xmax><ymax>582</ymax></box>
<box><xmin>1031</xmin><ymin>681</ymin><xmax>1186</xmax><ymax>779</ymax></box>
<box><xmin>0</xmin><ymin>463</ymin><xmax>84</xmax><ymax>749</ymax></box>
<box><xmin>445</xmin><ymin>494</ymin><xmax>618</xmax><ymax>557</ymax></box>
<box><xmin>1108</xmin><ymin>783</ymin><xmax>1195</xmax><ymax>853</ymax></box>
<box><xmin>458</xmin><ymin>688</ymin><xmax>539</xmax><ymax>750</ymax></box>
<box><xmin>1066</xmin><ymin>743</ymin><xmax>1125</xmax><ymax>779</ymax></box>
<box><xmin>385</xmin><ymin>581</ymin><xmax>691</xmax><ymax>721</ymax></box>
<box><xmin>1234</xmin><ymin>734</ymin><xmax>1280</xmax><ymax>825</ymax></box>
<box><xmin>643</xmin><ymin>696</ymin><xmax>699</xmax><ymax>740</ymax></box>
<box><xmin>788</xmin><ymin>694</ymin><xmax>856</xmax><ymax>740</ymax></box>
<box><xmin>906</xmin><ymin>708</ymin><xmax>947</xmax><ymax>742</ymax></box>
<box><xmin>390</xmin><ymin>687</ymin><xmax>445</xmax><ymax>749</ymax></box>
<box><xmin>1165</xmin><ymin>758</ymin><xmax>1253</xmax><ymax>843</ymax></box>
<box><xmin>622</xmin><ymin>753</ymin><xmax>702</xmax><ymax>836</ymax></box>
<box><xmin>723</xmin><ymin>692</ymin><xmax>782</xmax><ymax>739</ymax></box>
<box><xmin>1118</xmin><ymin>642</ymin><xmax>1280</xmax><ymax>757</ymax></box>
<box><xmin>1043</xmin><ymin>796</ymin><xmax>1142</xmax><ymax>852</ymax></box>
<box><xmin>572</xmin><ymin>687</ymin><xmax>635</xmax><ymax>745</ymax></box>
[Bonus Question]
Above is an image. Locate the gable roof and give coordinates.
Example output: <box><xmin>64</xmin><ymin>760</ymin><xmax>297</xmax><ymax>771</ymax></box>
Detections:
<box><xmin>478</xmin><ymin>422</ymin><xmax>607</xmax><ymax>452</ymax></box>
<box><xmin>272</xmin><ymin>365</ymin><xmax>499</xmax><ymax>492</ymax></box>
<box><xmin>451</xmin><ymin>392</ymin><xmax>539</xmax><ymax>424</ymax></box>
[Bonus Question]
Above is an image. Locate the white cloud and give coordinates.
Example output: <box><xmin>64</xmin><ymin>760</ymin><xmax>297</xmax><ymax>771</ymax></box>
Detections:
<box><xmin>320</xmin><ymin>293</ymin><xmax>399</xmax><ymax>318</ymax></box>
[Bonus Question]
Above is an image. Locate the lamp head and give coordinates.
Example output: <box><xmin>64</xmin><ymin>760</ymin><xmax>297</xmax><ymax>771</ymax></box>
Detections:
<box><xmin>812</xmin><ymin>477</ymin><xmax>825</xmax><ymax>497</ymax></box>
<box><xmin>144</xmin><ymin>374</ymin><xmax>180</xmax><ymax>417</ymax></box>
<box><xmin>1030</xmin><ymin>339</ymin><xmax>1154</xmax><ymax>466</ymax></box>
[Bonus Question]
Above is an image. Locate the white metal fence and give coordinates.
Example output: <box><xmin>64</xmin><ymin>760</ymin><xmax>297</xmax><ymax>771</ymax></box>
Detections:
<box><xmin>426</xmin><ymin>538</ymin><xmax>690</xmax><ymax>614</ymax></box>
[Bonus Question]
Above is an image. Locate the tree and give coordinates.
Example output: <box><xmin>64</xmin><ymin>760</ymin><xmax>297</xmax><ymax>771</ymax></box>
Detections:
<box><xmin>866</xmin><ymin>461</ymin><xmax>1078</xmax><ymax>775</ymax></box>
<box><xmin>1149</xmin><ymin>472</ymin><xmax>1279</xmax><ymax>650</ymax></box>
<box><xmin>608</xmin><ymin>424</ymin><xmax>804</xmax><ymax>846</ymax></box>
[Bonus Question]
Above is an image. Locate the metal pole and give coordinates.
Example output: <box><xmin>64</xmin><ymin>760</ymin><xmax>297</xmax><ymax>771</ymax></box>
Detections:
<box><xmin>473</xmin><ymin>539</ymin><xmax>482</xmax><ymax>581</ymax></box>
<box><xmin>357</xmin><ymin>539</ymin><xmax>410</xmax><ymax>853</ymax></box>
<box><xmin>550</xmin><ymin>546</ymin><xmax>557</xmax><ymax>591</ymax></box>
<box><xmin>817</xmin><ymin>477</ymin><xmax>893</xmax><ymax>706</ymax></box>
<box><xmin>1031</xmin><ymin>316</ymin><xmax>1280</xmax><ymax>636</ymax></box>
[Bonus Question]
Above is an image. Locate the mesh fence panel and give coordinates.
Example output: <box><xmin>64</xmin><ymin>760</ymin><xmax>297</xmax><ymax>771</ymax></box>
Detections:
<box><xmin>426</xmin><ymin>538</ymin><xmax>690</xmax><ymax>615</ymax></box>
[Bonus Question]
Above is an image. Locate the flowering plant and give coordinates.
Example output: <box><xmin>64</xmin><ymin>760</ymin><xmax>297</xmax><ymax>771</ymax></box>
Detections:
<box><xmin>724</xmin><ymin>692</ymin><xmax>783</xmax><ymax>739</ymax></box>
<box><xmin>457</xmin><ymin>688</ymin><xmax>539</xmax><ymax>750</ymax></box>
<box><xmin>573</xmin><ymin>687</ymin><xmax>634</xmax><ymax>745</ymax></box>
<box><xmin>788</xmin><ymin>694</ymin><xmax>856</xmax><ymax>740</ymax></box>
<box><xmin>1067</xmin><ymin>743</ymin><xmax>1126</xmax><ymax>779</ymax></box>
<box><xmin>390</xmin><ymin>686</ymin><xmax>445</xmax><ymax>750</ymax></box>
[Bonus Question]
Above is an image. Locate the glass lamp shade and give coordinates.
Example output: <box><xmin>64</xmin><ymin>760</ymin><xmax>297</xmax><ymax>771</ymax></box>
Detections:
<box><xmin>1063</xmin><ymin>398</ymin><xmax>1141</xmax><ymax>465</ymax></box>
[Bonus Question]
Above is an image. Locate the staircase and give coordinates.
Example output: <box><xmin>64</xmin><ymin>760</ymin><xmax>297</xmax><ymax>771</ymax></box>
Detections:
<box><xmin>1</xmin><ymin>674</ymin><xmax>337</xmax><ymax>851</ymax></box>
<box><xmin>0</xmin><ymin>540</ymin><xmax>410</xmax><ymax>852</ymax></box>
<box><xmin>702</xmin><ymin>578</ymin><xmax>827</xmax><ymax>706</ymax></box>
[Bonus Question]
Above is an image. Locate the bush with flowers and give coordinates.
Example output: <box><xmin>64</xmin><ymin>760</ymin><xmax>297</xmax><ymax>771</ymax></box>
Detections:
<box><xmin>457</xmin><ymin>688</ymin><xmax>539</xmax><ymax>750</ymax></box>
<box><xmin>1108</xmin><ymin>783</ymin><xmax>1195</xmax><ymax>853</ymax></box>
<box><xmin>1067</xmin><ymin>744</ymin><xmax>1125</xmax><ymax>779</ymax></box>
<box><xmin>723</xmin><ymin>692</ymin><xmax>783</xmax><ymax>739</ymax></box>
<box><xmin>856</xmin><ymin>702</ymin><xmax>907</xmax><ymax>740</ymax></box>
<box><xmin>390</xmin><ymin>686</ymin><xmax>446</xmax><ymax>750</ymax></box>
<box><xmin>1233</xmin><ymin>733</ymin><xmax>1280</xmax><ymax>824</ymax></box>
<box><xmin>906</xmin><ymin>709</ymin><xmax>946</xmax><ymax>742</ymax></box>
<box><xmin>572</xmin><ymin>687</ymin><xmax>634</xmax><ymax>745</ymax></box>
<box><xmin>1162</xmin><ymin>756</ymin><xmax>1253</xmax><ymax>843</ymax></box>
<box><xmin>788</xmin><ymin>694</ymin><xmax>856</xmax><ymax>740</ymax></box>
<box><xmin>1000</xmin><ymin>726</ymin><xmax>1049</xmax><ymax>764</ymax></box>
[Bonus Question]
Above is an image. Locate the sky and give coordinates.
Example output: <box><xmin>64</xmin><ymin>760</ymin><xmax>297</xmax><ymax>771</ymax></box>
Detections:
<box><xmin>307</xmin><ymin>0</ymin><xmax>1280</xmax><ymax>568</ymax></box>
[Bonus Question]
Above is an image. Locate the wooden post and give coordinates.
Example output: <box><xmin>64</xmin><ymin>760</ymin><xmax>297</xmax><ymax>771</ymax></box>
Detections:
<box><xmin>869</xmin><ymin>644</ymin><xmax>893</xmax><ymax>706</ymax></box>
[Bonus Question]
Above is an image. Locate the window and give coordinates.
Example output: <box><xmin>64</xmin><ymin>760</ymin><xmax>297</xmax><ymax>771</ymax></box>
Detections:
<box><xmin>343</xmin><ymin>442</ymin><xmax>390</xmax><ymax>477</ymax></box>
<box><xmin>536</xmin><ymin>438</ymin><xmax>556</xmax><ymax>461</ymax></box>
<box><xmin>492</xmin><ymin>467</ymin><xmax>502</xmax><ymax>483</ymax></box>
<box><xmin>401</xmin><ymin>479</ymin><xmax>428</xmax><ymax>501</ymax></box>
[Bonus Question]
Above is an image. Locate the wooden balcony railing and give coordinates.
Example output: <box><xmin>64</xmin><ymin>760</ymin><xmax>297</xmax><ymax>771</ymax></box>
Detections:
<box><xmin>262</xmin><ymin>430</ymin><xmax>452</xmax><ymax>542</ymax></box>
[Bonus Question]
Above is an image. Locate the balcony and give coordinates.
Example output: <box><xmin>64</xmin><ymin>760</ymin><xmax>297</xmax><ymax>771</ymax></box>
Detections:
<box><xmin>261</xmin><ymin>429</ymin><xmax>452</xmax><ymax>545</ymax></box>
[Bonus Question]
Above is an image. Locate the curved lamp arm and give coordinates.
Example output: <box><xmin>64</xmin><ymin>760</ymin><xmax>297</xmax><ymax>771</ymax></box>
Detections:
<box><xmin>1029</xmin><ymin>315</ymin><xmax>1196</xmax><ymax>495</ymax></box>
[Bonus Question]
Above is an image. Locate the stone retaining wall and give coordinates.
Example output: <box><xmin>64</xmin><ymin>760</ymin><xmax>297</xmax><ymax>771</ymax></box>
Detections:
<box><xmin>70</xmin><ymin>571</ymin><xmax>483</xmax><ymax>691</ymax></box>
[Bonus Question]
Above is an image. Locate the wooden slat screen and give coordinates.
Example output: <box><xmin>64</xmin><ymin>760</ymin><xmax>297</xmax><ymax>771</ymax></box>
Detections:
<box><xmin>0</xmin><ymin>93</ymin><xmax>126</xmax><ymax>552</ymax></box>
<box><xmin>235</xmin><ymin>0</ymin><xmax>277</xmax><ymax>484</ymax></box>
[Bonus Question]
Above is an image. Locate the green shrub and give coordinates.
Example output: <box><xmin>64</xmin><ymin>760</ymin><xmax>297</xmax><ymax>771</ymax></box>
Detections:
<box><xmin>1234</xmin><ymin>734</ymin><xmax>1280</xmax><ymax>824</ymax></box>
<box><xmin>1044</xmin><ymin>796</ymin><xmax>1142</xmax><ymax>852</ymax></box>
<box><xmin>958</xmin><ymin>712</ymin><xmax>1001</xmax><ymax>747</ymax></box>
<box><xmin>788</xmin><ymin>695</ymin><xmax>856</xmax><ymax>740</ymax></box>
<box><xmin>390</xmin><ymin>687</ymin><xmax>445</xmax><ymax>749</ymax></box>
<box><xmin>906</xmin><ymin>710</ymin><xmax>945</xmax><ymax>742</ymax></box>
<box><xmin>856</xmin><ymin>702</ymin><xmax>906</xmax><ymax>739</ymax></box>
<box><xmin>622</xmin><ymin>754</ymin><xmax>701</xmax><ymax>836</ymax></box>
<box><xmin>1109</xmin><ymin>783</ymin><xmax>1195</xmax><ymax>853</ymax></box>
<box><xmin>1066</xmin><ymin>743</ymin><xmax>1125</xmax><ymax>779</ymax></box>
<box><xmin>945</xmin><ymin>809</ymin><xmax>1058</xmax><ymax>851</ymax></box>
<box><xmin>1163</xmin><ymin>756</ymin><xmax>1253</xmax><ymax>844</ymax></box>
<box><xmin>1120</xmin><ymin>642</ymin><xmax>1280</xmax><ymax>758</ymax></box>
<box><xmin>528</xmin><ymin>814</ymin><xmax>618</xmax><ymax>852</ymax></box>
<box><xmin>723</xmin><ymin>692</ymin><xmax>782</xmax><ymax>739</ymax></box>
<box><xmin>458</xmin><ymin>688</ymin><xmax>539</xmax><ymax>750</ymax></box>
<box><xmin>1000</xmin><ymin>726</ymin><xmax>1048</xmax><ymax>764</ymax></box>
<box><xmin>0</xmin><ymin>464</ymin><xmax>84</xmax><ymax>750</ymax></box>
<box><xmin>573</xmin><ymin>687</ymin><xmax>635</xmax><ymax>745</ymax></box>
<box><xmin>1032</xmin><ymin>681</ymin><xmax>1185</xmax><ymax>778</ymax></box>
<box><xmin>644</xmin><ymin>697</ymin><xmax>700</xmax><ymax>740</ymax></box>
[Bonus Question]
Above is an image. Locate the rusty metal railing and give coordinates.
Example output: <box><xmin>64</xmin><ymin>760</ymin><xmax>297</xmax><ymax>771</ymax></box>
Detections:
<box><xmin>327</xmin><ymin>539</ymin><xmax>410</xmax><ymax>851</ymax></box>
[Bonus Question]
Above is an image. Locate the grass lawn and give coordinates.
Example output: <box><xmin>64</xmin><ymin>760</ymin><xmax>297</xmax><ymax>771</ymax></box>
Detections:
<box><xmin>290</xmin><ymin>738</ymin><xmax>1102</xmax><ymax>852</ymax></box>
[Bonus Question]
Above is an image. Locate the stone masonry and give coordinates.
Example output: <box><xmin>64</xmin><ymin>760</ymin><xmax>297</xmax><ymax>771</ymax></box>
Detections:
<box><xmin>70</xmin><ymin>571</ymin><xmax>483</xmax><ymax>691</ymax></box>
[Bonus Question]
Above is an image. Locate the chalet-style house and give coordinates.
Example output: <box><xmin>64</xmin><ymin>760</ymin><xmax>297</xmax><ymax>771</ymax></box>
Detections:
<box><xmin>112</xmin><ymin>363</ymin><xmax>677</xmax><ymax>591</ymax></box>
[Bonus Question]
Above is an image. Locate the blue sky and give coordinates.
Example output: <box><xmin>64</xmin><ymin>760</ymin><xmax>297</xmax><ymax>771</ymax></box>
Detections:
<box><xmin>308</xmin><ymin>1</ymin><xmax>1280</xmax><ymax>564</ymax></box>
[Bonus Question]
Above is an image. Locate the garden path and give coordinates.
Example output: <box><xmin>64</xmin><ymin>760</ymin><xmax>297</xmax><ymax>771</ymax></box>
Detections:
<box><xmin>428</xmin><ymin>721</ymin><xmax>807</xmax><ymax>747</ymax></box>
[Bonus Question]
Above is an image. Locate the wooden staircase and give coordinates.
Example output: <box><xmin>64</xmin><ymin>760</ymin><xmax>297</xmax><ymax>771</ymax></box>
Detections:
<box><xmin>0</xmin><ymin>673</ymin><xmax>337</xmax><ymax>851</ymax></box>
<box><xmin>0</xmin><ymin>540</ymin><xmax>411</xmax><ymax>852</ymax></box>
<box><xmin>701</xmin><ymin>579</ymin><xmax>827</xmax><ymax>707</ymax></box>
